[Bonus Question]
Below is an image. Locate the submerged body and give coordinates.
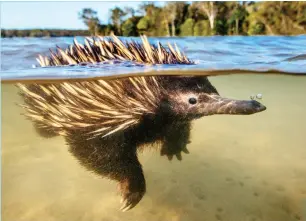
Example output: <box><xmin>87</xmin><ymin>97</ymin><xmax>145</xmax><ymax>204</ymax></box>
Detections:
<box><xmin>18</xmin><ymin>35</ymin><xmax>266</xmax><ymax>211</ymax></box>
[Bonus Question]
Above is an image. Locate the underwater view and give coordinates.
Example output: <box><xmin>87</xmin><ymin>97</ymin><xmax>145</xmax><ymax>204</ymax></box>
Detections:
<box><xmin>2</xmin><ymin>34</ymin><xmax>306</xmax><ymax>221</ymax></box>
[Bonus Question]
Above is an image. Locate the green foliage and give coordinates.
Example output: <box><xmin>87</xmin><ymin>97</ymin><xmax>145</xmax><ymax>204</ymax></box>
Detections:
<box><xmin>180</xmin><ymin>18</ymin><xmax>195</xmax><ymax>36</ymax></box>
<box><xmin>154</xmin><ymin>16</ymin><xmax>171</xmax><ymax>37</ymax></box>
<box><xmin>163</xmin><ymin>2</ymin><xmax>189</xmax><ymax>36</ymax></box>
<box><xmin>122</xmin><ymin>17</ymin><xmax>140</xmax><ymax>36</ymax></box>
<box><xmin>137</xmin><ymin>16</ymin><xmax>150</xmax><ymax>34</ymax></box>
<box><xmin>136</xmin><ymin>5</ymin><xmax>170</xmax><ymax>36</ymax></box>
<box><xmin>2</xmin><ymin>2</ymin><xmax>305</xmax><ymax>38</ymax></box>
<box><xmin>227</xmin><ymin>3</ymin><xmax>249</xmax><ymax>35</ymax></box>
<box><xmin>122</xmin><ymin>20</ymin><xmax>134</xmax><ymax>36</ymax></box>
<box><xmin>248</xmin><ymin>22</ymin><xmax>265</xmax><ymax>35</ymax></box>
<box><xmin>98</xmin><ymin>24</ymin><xmax>114</xmax><ymax>36</ymax></box>
<box><xmin>247</xmin><ymin>1</ymin><xmax>306</xmax><ymax>35</ymax></box>
<box><xmin>110</xmin><ymin>7</ymin><xmax>126</xmax><ymax>35</ymax></box>
<box><xmin>78</xmin><ymin>8</ymin><xmax>100</xmax><ymax>35</ymax></box>
<box><xmin>214</xmin><ymin>19</ymin><xmax>228</xmax><ymax>35</ymax></box>
<box><xmin>194</xmin><ymin>20</ymin><xmax>210</xmax><ymax>36</ymax></box>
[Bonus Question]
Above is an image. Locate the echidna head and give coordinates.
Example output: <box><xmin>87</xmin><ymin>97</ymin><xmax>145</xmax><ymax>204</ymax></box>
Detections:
<box><xmin>162</xmin><ymin>76</ymin><xmax>266</xmax><ymax>120</ymax></box>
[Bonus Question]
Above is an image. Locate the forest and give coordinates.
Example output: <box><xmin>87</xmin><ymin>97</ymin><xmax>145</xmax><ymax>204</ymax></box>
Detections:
<box><xmin>2</xmin><ymin>1</ymin><xmax>306</xmax><ymax>37</ymax></box>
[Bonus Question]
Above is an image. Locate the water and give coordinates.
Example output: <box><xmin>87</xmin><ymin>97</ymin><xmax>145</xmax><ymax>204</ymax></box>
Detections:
<box><xmin>1</xmin><ymin>36</ymin><xmax>306</xmax><ymax>221</ymax></box>
<box><xmin>1</xmin><ymin>35</ymin><xmax>306</xmax><ymax>81</ymax></box>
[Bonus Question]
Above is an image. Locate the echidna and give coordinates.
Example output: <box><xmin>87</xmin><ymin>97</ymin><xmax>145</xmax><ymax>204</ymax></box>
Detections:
<box><xmin>17</xmin><ymin>34</ymin><xmax>267</xmax><ymax>212</ymax></box>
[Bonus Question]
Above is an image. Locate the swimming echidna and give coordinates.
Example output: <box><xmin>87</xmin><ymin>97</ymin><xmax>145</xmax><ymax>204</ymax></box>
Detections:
<box><xmin>17</xmin><ymin>34</ymin><xmax>267</xmax><ymax>212</ymax></box>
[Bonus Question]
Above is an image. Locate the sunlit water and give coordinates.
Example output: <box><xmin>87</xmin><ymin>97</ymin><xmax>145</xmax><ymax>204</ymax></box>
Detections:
<box><xmin>1</xmin><ymin>35</ymin><xmax>306</xmax><ymax>81</ymax></box>
<box><xmin>1</xmin><ymin>36</ymin><xmax>306</xmax><ymax>221</ymax></box>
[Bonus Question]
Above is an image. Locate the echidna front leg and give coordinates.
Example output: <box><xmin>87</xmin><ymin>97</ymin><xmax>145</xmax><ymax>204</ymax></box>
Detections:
<box><xmin>66</xmin><ymin>133</ymin><xmax>146</xmax><ymax>212</ymax></box>
<box><xmin>161</xmin><ymin>122</ymin><xmax>191</xmax><ymax>161</ymax></box>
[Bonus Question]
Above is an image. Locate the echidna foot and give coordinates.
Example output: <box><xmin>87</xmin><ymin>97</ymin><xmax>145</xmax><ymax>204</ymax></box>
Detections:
<box><xmin>161</xmin><ymin>122</ymin><xmax>191</xmax><ymax>161</ymax></box>
<box><xmin>118</xmin><ymin>172</ymin><xmax>146</xmax><ymax>212</ymax></box>
<box><xmin>160</xmin><ymin>145</ymin><xmax>190</xmax><ymax>161</ymax></box>
<box><xmin>119</xmin><ymin>179</ymin><xmax>145</xmax><ymax>212</ymax></box>
<box><xmin>120</xmin><ymin>190</ymin><xmax>145</xmax><ymax>212</ymax></box>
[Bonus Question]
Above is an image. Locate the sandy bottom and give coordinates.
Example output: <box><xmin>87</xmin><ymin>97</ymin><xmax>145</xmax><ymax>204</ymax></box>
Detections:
<box><xmin>2</xmin><ymin>74</ymin><xmax>306</xmax><ymax>221</ymax></box>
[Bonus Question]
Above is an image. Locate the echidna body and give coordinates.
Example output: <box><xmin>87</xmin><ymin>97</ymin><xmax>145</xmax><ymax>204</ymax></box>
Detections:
<box><xmin>18</xmin><ymin>34</ymin><xmax>266</xmax><ymax>211</ymax></box>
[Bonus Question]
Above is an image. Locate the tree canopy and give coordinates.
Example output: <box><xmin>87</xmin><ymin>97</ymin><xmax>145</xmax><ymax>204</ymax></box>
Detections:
<box><xmin>76</xmin><ymin>1</ymin><xmax>306</xmax><ymax>36</ymax></box>
<box><xmin>2</xmin><ymin>1</ymin><xmax>305</xmax><ymax>38</ymax></box>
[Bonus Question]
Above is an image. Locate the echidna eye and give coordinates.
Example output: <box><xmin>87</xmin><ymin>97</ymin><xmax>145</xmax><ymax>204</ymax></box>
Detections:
<box><xmin>188</xmin><ymin>97</ymin><xmax>197</xmax><ymax>105</ymax></box>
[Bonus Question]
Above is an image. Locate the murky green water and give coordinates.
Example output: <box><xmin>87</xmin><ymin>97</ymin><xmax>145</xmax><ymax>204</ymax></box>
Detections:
<box><xmin>2</xmin><ymin>74</ymin><xmax>306</xmax><ymax>221</ymax></box>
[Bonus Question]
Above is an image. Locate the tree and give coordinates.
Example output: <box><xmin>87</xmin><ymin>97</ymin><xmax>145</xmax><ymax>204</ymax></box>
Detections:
<box><xmin>137</xmin><ymin>16</ymin><xmax>150</xmax><ymax>35</ymax></box>
<box><xmin>75</xmin><ymin>3</ymin><xmax>306</xmax><ymax>38</ymax></box>
<box><xmin>164</xmin><ymin>2</ymin><xmax>189</xmax><ymax>37</ymax></box>
<box><xmin>110</xmin><ymin>7</ymin><xmax>126</xmax><ymax>35</ymax></box>
<box><xmin>228</xmin><ymin>2</ymin><xmax>248</xmax><ymax>35</ymax></box>
<box><xmin>165</xmin><ymin>2</ymin><xmax>179</xmax><ymax>36</ymax></box>
<box><xmin>194</xmin><ymin>20</ymin><xmax>210</xmax><ymax>36</ymax></box>
<box><xmin>180</xmin><ymin>18</ymin><xmax>195</xmax><ymax>36</ymax></box>
<box><xmin>122</xmin><ymin>17</ymin><xmax>140</xmax><ymax>36</ymax></box>
<box><xmin>136</xmin><ymin>3</ymin><xmax>169</xmax><ymax>36</ymax></box>
<box><xmin>138</xmin><ymin>2</ymin><xmax>156</xmax><ymax>17</ymax></box>
<box><xmin>78</xmin><ymin>8</ymin><xmax>100</xmax><ymax>35</ymax></box>
<box><xmin>247</xmin><ymin>22</ymin><xmax>265</xmax><ymax>35</ymax></box>
<box><xmin>197</xmin><ymin>2</ymin><xmax>218</xmax><ymax>33</ymax></box>
<box><xmin>121</xmin><ymin>7</ymin><xmax>139</xmax><ymax>36</ymax></box>
<box><xmin>246</xmin><ymin>1</ymin><xmax>306</xmax><ymax>35</ymax></box>
<box><xmin>124</xmin><ymin>7</ymin><xmax>135</xmax><ymax>17</ymax></box>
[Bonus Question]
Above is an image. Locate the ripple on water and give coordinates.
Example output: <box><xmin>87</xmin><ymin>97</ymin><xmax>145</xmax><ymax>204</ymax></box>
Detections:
<box><xmin>1</xmin><ymin>36</ymin><xmax>306</xmax><ymax>82</ymax></box>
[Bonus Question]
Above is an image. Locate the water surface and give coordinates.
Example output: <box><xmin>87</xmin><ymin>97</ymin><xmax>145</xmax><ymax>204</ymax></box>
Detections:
<box><xmin>1</xmin><ymin>35</ymin><xmax>306</xmax><ymax>82</ymax></box>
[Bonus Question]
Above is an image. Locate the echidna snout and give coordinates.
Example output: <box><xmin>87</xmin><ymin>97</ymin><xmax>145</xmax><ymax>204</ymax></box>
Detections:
<box><xmin>164</xmin><ymin>85</ymin><xmax>267</xmax><ymax>119</ymax></box>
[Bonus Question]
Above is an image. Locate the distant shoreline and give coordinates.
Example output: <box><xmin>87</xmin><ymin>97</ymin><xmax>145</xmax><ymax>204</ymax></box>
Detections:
<box><xmin>1</xmin><ymin>29</ymin><xmax>91</xmax><ymax>38</ymax></box>
<box><xmin>2</xmin><ymin>29</ymin><xmax>306</xmax><ymax>38</ymax></box>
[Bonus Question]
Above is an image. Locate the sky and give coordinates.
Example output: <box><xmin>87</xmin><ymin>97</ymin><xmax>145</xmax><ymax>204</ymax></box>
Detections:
<box><xmin>0</xmin><ymin>1</ymin><xmax>165</xmax><ymax>29</ymax></box>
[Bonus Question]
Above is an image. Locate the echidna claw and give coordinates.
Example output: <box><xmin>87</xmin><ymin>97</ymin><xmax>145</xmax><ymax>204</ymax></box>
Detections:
<box><xmin>120</xmin><ymin>199</ymin><xmax>127</xmax><ymax>209</ymax></box>
<box><xmin>167</xmin><ymin>155</ymin><xmax>173</xmax><ymax>161</ymax></box>
<box><xmin>119</xmin><ymin>191</ymin><xmax>144</xmax><ymax>212</ymax></box>
<box><xmin>176</xmin><ymin>153</ymin><xmax>182</xmax><ymax>161</ymax></box>
<box><xmin>182</xmin><ymin>147</ymin><xmax>189</xmax><ymax>154</ymax></box>
<box><xmin>120</xmin><ymin>200</ymin><xmax>133</xmax><ymax>212</ymax></box>
<box><xmin>160</xmin><ymin>151</ymin><xmax>165</xmax><ymax>156</ymax></box>
<box><xmin>120</xmin><ymin>197</ymin><xmax>136</xmax><ymax>212</ymax></box>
